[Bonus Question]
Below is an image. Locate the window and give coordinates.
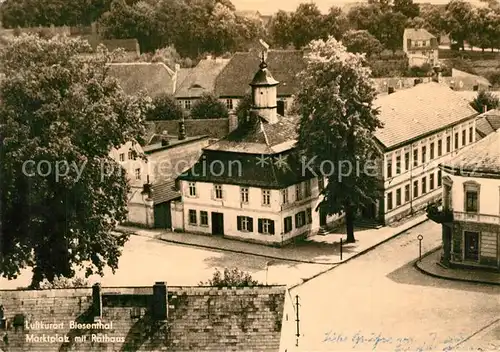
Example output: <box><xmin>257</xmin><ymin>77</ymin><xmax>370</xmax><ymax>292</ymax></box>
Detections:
<box><xmin>237</xmin><ymin>216</ymin><xmax>253</xmax><ymax>232</ymax></box>
<box><xmin>469</xmin><ymin>127</ymin><xmax>473</xmax><ymax>143</ymax></box>
<box><xmin>396</xmin><ymin>155</ymin><xmax>401</xmax><ymax>175</ymax></box>
<box><xmin>318</xmin><ymin>177</ymin><xmax>325</xmax><ymax>192</ymax></box>
<box><xmin>462</xmin><ymin>130</ymin><xmax>466</xmax><ymax>146</ymax></box>
<box><xmin>258</xmin><ymin>218</ymin><xmax>275</xmax><ymax>235</ymax></box>
<box><xmin>306</xmin><ymin>208</ymin><xmax>312</xmax><ymax>224</ymax></box>
<box><xmin>135</xmin><ymin>168</ymin><xmax>141</xmax><ymax>180</ymax></box>
<box><xmin>188</xmin><ymin>182</ymin><xmax>196</xmax><ymax>197</ymax></box>
<box><xmin>405</xmin><ymin>184</ymin><xmax>410</xmax><ymax>202</ymax></box>
<box><xmin>200</xmin><ymin>211</ymin><xmax>208</xmax><ymax>226</ymax></box>
<box><xmin>262</xmin><ymin>189</ymin><xmax>271</xmax><ymax>205</ymax></box>
<box><xmin>284</xmin><ymin>216</ymin><xmax>293</xmax><ymax>233</ymax></box>
<box><xmin>446</xmin><ymin>136</ymin><xmax>451</xmax><ymax>153</ymax></box>
<box><xmin>281</xmin><ymin>188</ymin><xmax>288</xmax><ymax>204</ymax></box>
<box><xmin>437</xmin><ymin>170</ymin><xmax>442</xmax><ymax>186</ymax></box>
<box><xmin>421</xmin><ymin>146</ymin><xmax>426</xmax><ymax>163</ymax></box>
<box><xmin>226</xmin><ymin>99</ymin><xmax>233</xmax><ymax>110</ymax></box>
<box><xmin>214</xmin><ymin>185</ymin><xmax>223</xmax><ymax>199</ymax></box>
<box><xmin>128</xmin><ymin>151</ymin><xmax>134</xmax><ymax>159</ymax></box>
<box><xmin>387</xmin><ymin>192</ymin><xmax>393</xmax><ymax>211</ymax></box>
<box><xmin>240</xmin><ymin>187</ymin><xmax>249</xmax><ymax>203</ymax></box>
<box><xmin>396</xmin><ymin>188</ymin><xmax>401</xmax><ymax>206</ymax></box>
<box><xmin>430</xmin><ymin>173</ymin><xmax>435</xmax><ymax>190</ymax></box>
<box><xmin>304</xmin><ymin>180</ymin><xmax>312</xmax><ymax>197</ymax></box>
<box><xmin>119</xmin><ymin>153</ymin><xmax>125</xmax><ymax>162</ymax></box>
<box><xmin>295</xmin><ymin>211</ymin><xmax>306</xmax><ymax>228</ymax></box>
<box><xmin>413</xmin><ymin>180</ymin><xmax>419</xmax><ymax>198</ymax></box>
<box><xmin>387</xmin><ymin>158</ymin><xmax>392</xmax><ymax>178</ymax></box>
<box><xmin>437</xmin><ymin>140</ymin><xmax>442</xmax><ymax>157</ymax></box>
<box><xmin>188</xmin><ymin>210</ymin><xmax>197</xmax><ymax>225</ymax></box>
<box><xmin>430</xmin><ymin>143</ymin><xmax>434</xmax><ymax>160</ymax></box>
<box><xmin>295</xmin><ymin>183</ymin><xmax>303</xmax><ymax>201</ymax></box>
<box><xmin>454</xmin><ymin>132</ymin><xmax>459</xmax><ymax>149</ymax></box>
<box><xmin>422</xmin><ymin>176</ymin><xmax>427</xmax><ymax>194</ymax></box>
<box><xmin>413</xmin><ymin>149</ymin><xmax>418</xmax><ymax>167</ymax></box>
<box><xmin>184</xmin><ymin>100</ymin><xmax>191</xmax><ymax>110</ymax></box>
<box><xmin>465</xmin><ymin>191</ymin><xmax>478</xmax><ymax>212</ymax></box>
<box><xmin>404</xmin><ymin>152</ymin><xmax>410</xmax><ymax>171</ymax></box>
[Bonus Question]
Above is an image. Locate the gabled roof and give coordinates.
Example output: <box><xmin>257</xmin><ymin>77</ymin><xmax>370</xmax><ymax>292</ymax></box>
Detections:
<box><xmin>404</xmin><ymin>28</ymin><xmax>435</xmax><ymax>41</ymax></box>
<box><xmin>174</xmin><ymin>58</ymin><xmax>230</xmax><ymax>98</ymax></box>
<box><xmin>107</xmin><ymin>62</ymin><xmax>175</xmax><ymax>98</ymax></box>
<box><xmin>204</xmin><ymin>114</ymin><xmax>299</xmax><ymax>154</ymax></box>
<box><xmin>152</xmin><ymin>179</ymin><xmax>180</xmax><ymax>204</ymax></box>
<box><xmin>374</xmin><ymin>82</ymin><xmax>478</xmax><ymax>149</ymax></box>
<box><xmin>476</xmin><ymin>109</ymin><xmax>500</xmax><ymax>138</ymax></box>
<box><xmin>174</xmin><ymin>67</ymin><xmax>193</xmax><ymax>92</ymax></box>
<box><xmin>441</xmin><ymin>129</ymin><xmax>500</xmax><ymax>175</ymax></box>
<box><xmin>215</xmin><ymin>50</ymin><xmax>305</xmax><ymax>97</ymax></box>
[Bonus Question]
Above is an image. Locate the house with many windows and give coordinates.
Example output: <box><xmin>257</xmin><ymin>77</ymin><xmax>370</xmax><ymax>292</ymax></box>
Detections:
<box><xmin>372</xmin><ymin>78</ymin><xmax>479</xmax><ymax>225</ymax></box>
<box><xmin>427</xmin><ymin>129</ymin><xmax>500</xmax><ymax>271</ymax></box>
<box><xmin>403</xmin><ymin>28</ymin><xmax>439</xmax><ymax>67</ymax></box>
<box><xmin>175</xmin><ymin>57</ymin><xmax>337</xmax><ymax>246</ymax></box>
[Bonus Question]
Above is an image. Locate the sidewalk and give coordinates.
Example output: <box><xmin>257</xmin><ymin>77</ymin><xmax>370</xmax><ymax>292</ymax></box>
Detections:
<box><xmin>415</xmin><ymin>247</ymin><xmax>500</xmax><ymax>285</ymax></box>
<box><xmin>117</xmin><ymin>213</ymin><xmax>428</xmax><ymax>265</ymax></box>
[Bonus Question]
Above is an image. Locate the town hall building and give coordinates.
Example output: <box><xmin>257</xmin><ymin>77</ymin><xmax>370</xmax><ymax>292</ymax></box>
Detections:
<box><xmin>175</xmin><ymin>56</ymin><xmax>337</xmax><ymax>246</ymax></box>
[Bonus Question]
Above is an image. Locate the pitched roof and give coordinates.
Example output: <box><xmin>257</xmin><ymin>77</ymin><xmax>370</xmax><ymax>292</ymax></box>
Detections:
<box><xmin>0</xmin><ymin>284</ymin><xmax>287</xmax><ymax>352</ymax></box>
<box><xmin>441</xmin><ymin>129</ymin><xmax>500</xmax><ymax>175</ymax></box>
<box><xmin>174</xmin><ymin>58</ymin><xmax>230</xmax><ymax>98</ymax></box>
<box><xmin>215</xmin><ymin>50</ymin><xmax>306</xmax><ymax>97</ymax></box>
<box><xmin>204</xmin><ymin>114</ymin><xmax>299</xmax><ymax>154</ymax></box>
<box><xmin>174</xmin><ymin>67</ymin><xmax>193</xmax><ymax>92</ymax></box>
<box><xmin>107</xmin><ymin>62</ymin><xmax>175</xmax><ymax>98</ymax></box>
<box><xmin>476</xmin><ymin>109</ymin><xmax>500</xmax><ymax>138</ymax></box>
<box><xmin>152</xmin><ymin>179</ymin><xmax>180</xmax><ymax>204</ymax></box>
<box><xmin>404</xmin><ymin>28</ymin><xmax>435</xmax><ymax>41</ymax></box>
<box><xmin>374</xmin><ymin>82</ymin><xmax>478</xmax><ymax>149</ymax></box>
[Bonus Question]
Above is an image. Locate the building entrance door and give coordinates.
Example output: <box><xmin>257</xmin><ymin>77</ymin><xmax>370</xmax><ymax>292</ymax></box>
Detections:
<box><xmin>211</xmin><ymin>212</ymin><xmax>224</xmax><ymax>236</ymax></box>
<box><xmin>464</xmin><ymin>231</ymin><xmax>479</xmax><ymax>261</ymax></box>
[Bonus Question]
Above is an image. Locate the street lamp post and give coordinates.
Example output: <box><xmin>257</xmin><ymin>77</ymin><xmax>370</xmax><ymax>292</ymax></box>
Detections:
<box><xmin>417</xmin><ymin>234</ymin><xmax>423</xmax><ymax>261</ymax></box>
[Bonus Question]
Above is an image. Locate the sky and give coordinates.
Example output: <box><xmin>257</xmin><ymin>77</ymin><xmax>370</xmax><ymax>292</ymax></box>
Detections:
<box><xmin>232</xmin><ymin>0</ymin><xmax>481</xmax><ymax>14</ymax></box>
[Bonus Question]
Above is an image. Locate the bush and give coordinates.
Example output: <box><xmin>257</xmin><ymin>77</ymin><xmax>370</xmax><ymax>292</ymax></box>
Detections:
<box><xmin>407</xmin><ymin>63</ymin><xmax>433</xmax><ymax>77</ymax></box>
<box><xmin>470</xmin><ymin>90</ymin><xmax>500</xmax><ymax>113</ymax></box>
<box><xmin>235</xmin><ymin>93</ymin><xmax>253</xmax><ymax>126</ymax></box>
<box><xmin>147</xmin><ymin>93</ymin><xmax>184</xmax><ymax>121</ymax></box>
<box><xmin>199</xmin><ymin>268</ymin><xmax>262</xmax><ymax>288</ymax></box>
<box><xmin>445</xmin><ymin>58</ymin><xmax>477</xmax><ymax>75</ymax></box>
<box><xmin>484</xmin><ymin>70</ymin><xmax>500</xmax><ymax>87</ymax></box>
<box><xmin>190</xmin><ymin>93</ymin><xmax>228</xmax><ymax>119</ymax></box>
<box><xmin>38</xmin><ymin>276</ymin><xmax>89</xmax><ymax>289</ymax></box>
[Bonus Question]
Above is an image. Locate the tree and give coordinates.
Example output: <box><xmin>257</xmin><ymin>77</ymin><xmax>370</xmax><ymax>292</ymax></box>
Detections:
<box><xmin>444</xmin><ymin>0</ymin><xmax>474</xmax><ymax>50</ymax></box>
<box><xmin>406</xmin><ymin>16</ymin><xmax>429</xmax><ymax>29</ymax></box>
<box><xmin>420</xmin><ymin>5</ymin><xmax>447</xmax><ymax>38</ymax></box>
<box><xmin>268</xmin><ymin>10</ymin><xmax>293</xmax><ymax>48</ymax></box>
<box><xmin>470</xmin><ymin>90</ymin><xmax>500</xmax><ymax>112</ymax></box>
<box><xmin>295</xmin><ymin>37</ymin><xmax>383</xmax><ymax>243</ymax></box>
<box><xmin>0</xmin><ymin>34</ymin><xmax>151</xmax><ymax>288</ymax></box>
<box><xmin>290</xmin><ymin>3</ymin><xmax>325</xmax><ymax>49</ymax></box>
<box><xmin>341</xmin><ymin>30</ymin><xmax>384</xmax><ymax>57</ymax></box>
<box><xmin>199</xmin><ymin>268</ymin><xmax>261</xmax><ymax>287</ymax></box>
<box><xmin>393</xmin><ymin>0</ymin><xmax>420</xmax><ymax>19</ymax></box>
<box><xmin>375</xmin><ymin>11</ymin><xmax>408</xmax><ymax>51</ymax></box>
<box><xmin>147</xmin><ymin>94</ymin><xmax>184</xmax><ymax>120</ymax></box>
<box><xmin>190</xmin><ymin>93</ymin><xmax>229</xmax><ymax>119</ymax></box>
<box><xmin>234</xmin><ymin>93</ymin><xmax>253</xmax><ymax>127</ymax></box>
<box><xmin>347</xmin><ymin>4</ymin><xmax>383</xmax><ymax>33</ymax></box>
<box><xmin>322</xmin><ymin>6</ymin><xmax>349</xmax><ymax>41</ymax></box>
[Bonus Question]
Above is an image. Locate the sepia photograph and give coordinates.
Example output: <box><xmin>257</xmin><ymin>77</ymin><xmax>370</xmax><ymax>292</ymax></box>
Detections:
<box><xmin>0</xmin><ymin>0</ymin><xmax>499</xmax><ymax>351</ymax></box>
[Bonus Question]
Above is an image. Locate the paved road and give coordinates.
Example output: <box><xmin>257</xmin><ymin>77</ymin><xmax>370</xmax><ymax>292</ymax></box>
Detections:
<box><xmin>287</xmin><ymin>220</ymin><xmax>500</xmax><ymax>351</ymax></box>
<box><xmin>0</xmin><ymin>233</ymin><xmax>326</xmax><ymax>289</ymax></box>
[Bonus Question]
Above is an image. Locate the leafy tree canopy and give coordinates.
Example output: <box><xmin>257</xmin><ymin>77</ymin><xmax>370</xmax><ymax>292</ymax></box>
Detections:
<box><xmin>342</xmin><ymin>29</ymin><xmax>384</xmax><ymax>57</ymax></box>
<box><xmin>295</xmin><ymin>36</ymin><xmax>383</xmax><ymax>243</ymax></box>
<box><xmin>470</xmin><ymin>90</ymin><xmax>500</xmax><ymax>112</ymax></box>
<box><xmin>147</xmin><ymin>94</ymin><xmax>185</xmax><ymax>120</ymax></box>
<box><xmin>190</xmin><ymin>93</ymin><xmax>229</xmax><ymax>119</ymax></box>
<box><xmin>0</xmin><ymin>34</ymin><xmax>151</xmax><ymax>288</ymax></box>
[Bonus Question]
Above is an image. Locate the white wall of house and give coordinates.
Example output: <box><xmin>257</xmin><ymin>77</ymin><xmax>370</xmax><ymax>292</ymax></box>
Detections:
<box><xmin>383</xmin><ymin>118</ymin><xmax>477</xmax><ymax>223</ymax></box>
<box><xmin>447</xmin><ymin>174</ymin><xmax>500</xmax><ymax>217</ymax></box>
<box><xmin>178</xmin><ymin>176</ymin><xmax>340</xmax><ymax>245</ymax></box>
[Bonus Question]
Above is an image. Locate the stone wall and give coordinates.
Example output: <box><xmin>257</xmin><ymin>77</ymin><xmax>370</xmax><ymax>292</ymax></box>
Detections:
<box><xmin>0</xmin><ymin>283</ymin><xmax>287</xmax><ymax>351</ymax></box>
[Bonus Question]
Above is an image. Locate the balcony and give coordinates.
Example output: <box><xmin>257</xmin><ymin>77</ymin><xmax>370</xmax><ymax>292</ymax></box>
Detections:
<box><xmin>426</xmin><ymin>203</ymin><xmax>454</xmax><ymax>224</ymax></box>
<box><xmin>453</xmin><ymin>211</ymin><xmax>500</xmax><ymax>225</ymax></box>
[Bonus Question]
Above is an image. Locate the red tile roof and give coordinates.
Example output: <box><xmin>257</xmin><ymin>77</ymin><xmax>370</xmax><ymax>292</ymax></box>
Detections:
<box><xmin>374</xmin><ymin>82</ymin><xmax>478</xmax><ymax>149</ymax></box>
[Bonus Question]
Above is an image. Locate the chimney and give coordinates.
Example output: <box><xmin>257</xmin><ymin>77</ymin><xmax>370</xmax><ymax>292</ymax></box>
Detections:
<box><xmin>178</xmin><ymin>118</ymin><xmax>186</xmax><ymax>140</ymax></box>
<box><xmin>152</xmin><ymin>282</ymin><xmax>168</xmax><ymax>321</ymax></box>
<box><xmin>92</xmin><ymin>283</ymin><xmax>102</xmax><ymax>319</ymax></box>
<box><xmin>161</xmin><ymin>131</ymin><xmax>169</xmax><ymax>146</ymax></box>
<box><xmin>483</xmin><ymin>105</ymin><xmax>488</xmax><ymax>113</ymax></box>
<box><xmin>388</xmin><ymin>86</ymin><xmax>395</xmax><ymax>94</ymax></box>
<box><xmin>473</xmin><ymin>84</ymin><xmax>479</xmax><ymax>91</ymax></box>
